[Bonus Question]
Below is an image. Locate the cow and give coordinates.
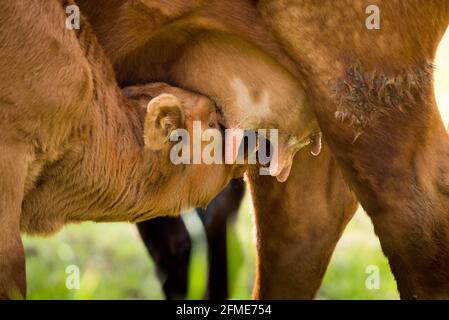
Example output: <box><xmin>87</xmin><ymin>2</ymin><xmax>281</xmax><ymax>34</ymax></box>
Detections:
<box><xmin>0</xmin><ymin>1</ymin><xmax>242</xmax><ymax>299</ymax></box>
<box><xmin>79</xmin><ymin>0</ymin><xmax>449</xmax><ymax>299</ymax></box>
<box><xmin>137</xmin><ymin>178</ymin><xmax>245</xmax><ymax>300</ymax></box>
<box><xmin>257</xmin><ymin>0</ymin><xmax>449</xmax><ymax>299</ymax></box>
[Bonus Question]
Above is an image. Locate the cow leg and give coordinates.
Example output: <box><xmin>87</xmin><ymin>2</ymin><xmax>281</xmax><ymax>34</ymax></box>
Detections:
<box><xmin>258</xmin><ymin>0</ymin><xmax>449</xmax><ymax>299</ymax></box>
<box><xmin>248</xmin><ymin>146</ymin><xmax>358</xmax><ymax>299</ymax></box>
<box><xmin>138</xmin><ymin>179</ymin><xmax>244</xmax><ymax>300</ymax></box>
<box><xmin>285</xmin><ymin>34</ymin><xmax>449</xmax><ymax>300</ymax></box>
<box><xmin>307</xmin><ymin>64</ymin><xmax>449</xmax><ymax>299</ymax></box>
<box><xmin>312</xmin><ymin>66</ymin><xmax>449</xmax><ymax>299</ymax></box>
<box><xmin>197</xmin><ymin>178</ymin><xmax>245</xmax><ymax>300</ymax></box>
<box><xmin>137</xmin><ymin>217</ymin><xmax>191</xmax><ymax>299</ymax></box>
<box><xmin>0</xmin><ymin>143</ymin><xmax>29</xmax><ymax>299</ymax></box>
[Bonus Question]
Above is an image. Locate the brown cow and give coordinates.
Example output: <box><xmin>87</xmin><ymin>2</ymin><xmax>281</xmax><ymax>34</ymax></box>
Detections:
<box><xmin>258</xmin><ymin>0</ymin><xmax>449</xmax><ymax>299</ymax></box>
<box><xmin>0</xmin><ymin>1</ymin><xmax>240</xmax><ymax>298</ymax></box>
<box><xmin>78</xmin><ymin>0</ymin><xmax>356</xmax><ymax>299</ymax></box>
<box><xmin>137</xmin><ymin>178</ymin><xmax>245</xmax><ymax>300</ymax></box>
<box><xmin>79</xmin><ymin>0</ymin><xmax>449</xmax><ymax>299</ymax></box>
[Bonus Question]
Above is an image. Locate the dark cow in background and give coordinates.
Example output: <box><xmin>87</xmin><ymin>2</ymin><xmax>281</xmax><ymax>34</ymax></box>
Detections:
<box><xmin>138</xmin><ymin>178</ymin><xmax>244</xmax><ymax>300</ymax></box>
<box><xmin>78</xmin><ymin>0</ymin><xmax>356</xmax><ymax>300</ymax></box>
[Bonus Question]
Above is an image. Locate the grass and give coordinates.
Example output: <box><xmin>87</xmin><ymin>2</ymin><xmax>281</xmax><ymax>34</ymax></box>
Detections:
<box><xmin>318</xmin><ymin>209</ymin><xmax>399</xmax><ymax>299</ymax></box>
<box><xmin>24</xmin><ymin>223</ymin><xmax>164</xmax><ymax>299</ymax></box>
<box><xmin>24</xmin><ymin>196</ymin><xmax>399</xmax><ymax>300</ymax></box>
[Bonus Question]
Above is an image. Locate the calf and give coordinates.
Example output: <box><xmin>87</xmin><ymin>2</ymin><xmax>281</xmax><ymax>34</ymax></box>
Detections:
<box><xmin>0</xmin><ymin>1</ymin><xmax>237</xmax><ymax>298</ymax></box>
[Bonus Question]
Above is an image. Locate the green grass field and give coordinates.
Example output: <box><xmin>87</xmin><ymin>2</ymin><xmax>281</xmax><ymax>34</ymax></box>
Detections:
<box><xmin>23</xmin><ymin>197</ymin><xmax>399</xmax><ymax>300</ymax></box>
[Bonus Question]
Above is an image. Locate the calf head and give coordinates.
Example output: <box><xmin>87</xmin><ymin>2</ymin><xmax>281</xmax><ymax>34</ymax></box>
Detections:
<box><xmin>124</xmin><ymin>83</ymin><xmax>239</xmax><ymax>217</ymax></box>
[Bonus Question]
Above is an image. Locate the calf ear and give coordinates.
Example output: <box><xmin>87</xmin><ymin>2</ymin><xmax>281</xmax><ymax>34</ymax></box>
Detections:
<box><xmin>144</xmin><ymin>94</ymin><xmax>185</xmax><ymax>150</ymax></box>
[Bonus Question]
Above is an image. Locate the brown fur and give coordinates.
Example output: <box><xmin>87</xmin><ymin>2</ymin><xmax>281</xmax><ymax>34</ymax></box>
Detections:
<box><xmin>334</xmin><ymin>61</ymin><xmax>434</xmax><ymax>139</ymax></box>
<box><xmin>0</xmin><ymin>1</ymin><xmax>237</xmax><ymax>298</ymax></box>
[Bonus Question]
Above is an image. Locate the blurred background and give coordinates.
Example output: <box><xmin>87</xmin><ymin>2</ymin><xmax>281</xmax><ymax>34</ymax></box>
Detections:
<box><xmin>24</xmin><ymin>28</ymin><xmax>449</xmax><ymax>300</ymax></box>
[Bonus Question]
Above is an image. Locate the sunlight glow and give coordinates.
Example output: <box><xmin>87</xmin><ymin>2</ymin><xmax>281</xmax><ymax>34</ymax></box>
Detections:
<box><xmin>435</xmin><ymin>27</ymin><xmax>449</xmax><ymax>127</ymax></box>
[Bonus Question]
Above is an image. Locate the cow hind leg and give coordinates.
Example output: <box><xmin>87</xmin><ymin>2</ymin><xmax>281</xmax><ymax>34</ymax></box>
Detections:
<box><xmin>0</xmin><ymin>142</ymin><xmax>30</xmax><ymax>299</ymax></box>
<box><xmin>312</xmin><ymin>61</ymin><xmax>449</xmax><ymax>299</ymax></box>
<box><xmin>257</xmin><ymin>0</ymin><xmax>449</xmax><ymax>298</ymax></box>
<box><xmin>249</xmin><ymin>146</ymin><xmax>358</xmax><ymax>299</ymax></box>
<box><xmin>138</xmin><ymin>179</ymin><xmax>244</xmax><ymax>300</ymax></box>
<box><xmin>137</xmin><ymin>217</ymin><xmax>191</xmax><ymax>300</ymax></box>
